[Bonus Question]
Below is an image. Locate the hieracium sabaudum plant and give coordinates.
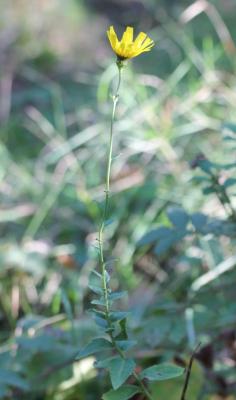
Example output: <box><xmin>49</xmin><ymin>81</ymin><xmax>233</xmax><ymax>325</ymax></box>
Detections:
<box><xmin>78</xmin><ymin>26</ymin><xmax>184</xmax><ymax>400</ymax></box>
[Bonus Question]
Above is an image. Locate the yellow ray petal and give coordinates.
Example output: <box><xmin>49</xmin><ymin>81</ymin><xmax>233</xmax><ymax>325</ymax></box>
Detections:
<box><xmin>107</xmin><ymin>26</ymin><xmax>119</xmax><ymax>51</ymax></box>
<box><xmin>121</xmin><ymin>26</ymin><xmax>133</xmax><ymax>45</ymax></box>
<box><xmin>134</xmin><ymin>32</ymin><xmax>147</xmax><ymax>47</ymax></box>
<box><xmin>140</xmin><ymin>37</ymin><xmax>154</xmax><ymax>49</ymax></box>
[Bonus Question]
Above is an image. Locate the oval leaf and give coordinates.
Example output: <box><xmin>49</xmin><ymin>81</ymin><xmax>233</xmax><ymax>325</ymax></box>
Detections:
<box><xmin>138</xmin><ymin>227</ymin><xmax>172</xmax><ymax>246</ymax></box>
<box><xmin>98</xmin><ymin>356</ymin><xmax>136</xmax><ymax>390</ymax></box>
<box><xmin>76</xmin><ymin>338</ymin><xmax>112</xmax><ymax>360</ymax></box>
<box><xmin>140</xmin><ymin>363</ymin><xmax>184</xmax><ymax>381</ymax></box>
<box><xmin>167</xmin><ymin>207</ymin><xmax>189</xmax><ymax>229</ymax></box>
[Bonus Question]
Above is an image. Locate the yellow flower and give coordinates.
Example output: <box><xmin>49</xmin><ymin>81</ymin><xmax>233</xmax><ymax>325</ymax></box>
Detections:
<box><xmin>107</xmin><ymin>26</ymin><xmax>154</xmax><ymax>60</ymax></box>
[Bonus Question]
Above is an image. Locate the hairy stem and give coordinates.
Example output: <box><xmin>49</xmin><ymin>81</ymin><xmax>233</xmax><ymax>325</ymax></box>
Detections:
<box><xmin>98</xmin><ymin>63</ymin><xmax>122</xmax><ymax>321</ymax></box>
<box><xmin>98</xmin><ymin>63</ymin><xmax>153</xmax><ymax>400</ymax></box>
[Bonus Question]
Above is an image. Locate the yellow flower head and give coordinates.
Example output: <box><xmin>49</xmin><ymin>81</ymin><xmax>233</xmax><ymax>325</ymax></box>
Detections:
<box><xmin>107</xmin><ymin>26</ymin><xmax>154</xmax><ymax>60</ymax></box>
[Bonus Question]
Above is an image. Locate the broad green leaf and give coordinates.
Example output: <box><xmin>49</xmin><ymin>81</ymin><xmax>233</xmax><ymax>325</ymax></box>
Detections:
<box><xmin>76</xmin><ymin>338</ymin><xmax>112</xmax><ymax>360</ymax></box>
<box><xmin>191</xmin><ymin>212</ymin><xmax>207</xmax><ymax>231</ymax></box>
<box><xmin>109</xmin><ymin>357</ymin><xmax>136</xmax><ymax>389</ymax></box>
<box><xmin>94</xmin><ymin>315</ymin><xmax>109</xmax><ymax>328</ymax></box>
<box><xmin>109</xmin><ymin>291</ymin><xmax>127</xmax><ymax>301</ymax></box>
<box><xmin>205</xmin><ymin>219</ymin><xmax>223</xmax><ymax>235</ymax></box>
<box><xmin>192</xmin><ymin>175</ymin><xmax>210</xmax><ymax>184</ymax></box>
<box><xmin>138</xmin><ymin>227</ymin><xmax>172</xmax><ymax>246</ymax></box>
<box><xmin>89</xmin><ymin>308</ymin><xmax>106</xmax><ymax>317</ymax></box>
<box><xmin>223</xmin><ymin>177</ymin><xmax>236</xmax><ymax>188</ymax></box>
<box><xmin>197</xmin><ymin>159</ymin><xmax>213</xmax><ymax>174</ymax></box>
<box><xmin>110</xmin><ymin>311</ymin><xmax>129</xmax><ymax>322</ymax></box>
<box><xmin>202</xmin><ymin>186</ymin><xmax>215</xmax><ymax>195</ymax></box>
<box><xmin>88</xmin><ymin>270</ymin><xmax>103</xmax><ymax>295</ymax></box>
<box><xmin>154</xmin><ymin>228</ymin><xmax>189</xmax><ymax>255</ymax></box>
<box><xmin>91</xmin><ymin>298</ymin><xmax>106</xmax><ymax>306</ymax></box>
<box><xmin>116</xmin><ymin>340</ymin><xmax>137</xmax><ymax>351</ymax></box>
<box><xmin>222</xmin><ymin>222</ymin><xmax>236</xmax><ymax>236</ymax></box>
<box><xmin>97</xmin><ymin>356</ymin><xmax>136</xmax><ymax>389</ymax></box>
<box><xmin>167</xmin><ymin>207</ymin><xmax>189</xmax><ymax>229</ymax></box>
<box><xmin>154</xmin><ymin>233</ymin><xmax>177</xmax><ymax>255</ymax></box>
<box><xmin>102</xmin><ymin>385</ymin><xmax>140</xmax><ymax>400</ymax></box>
<box><xmin>140</xmin><ymin>363</ymin><xmax>184</xmax><ymax>381</ymax></box>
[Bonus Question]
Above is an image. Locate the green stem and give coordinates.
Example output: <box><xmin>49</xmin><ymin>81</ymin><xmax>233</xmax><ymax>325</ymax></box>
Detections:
<box><xmin>98</xmin><ymin>63</ymin><xmax>153</xmax><ymax>400</ymax></box>
<box><xmin>98</xmin><ymin>64</ymin><xmax>122</xmax><ymax>320</ymax></box>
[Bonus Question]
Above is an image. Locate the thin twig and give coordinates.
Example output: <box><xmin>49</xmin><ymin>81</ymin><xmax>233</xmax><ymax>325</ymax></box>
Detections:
<box><xmin>180</xmin><ymin>343</ymin><xmax>201</xmax><ymax>400</ymax></box>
